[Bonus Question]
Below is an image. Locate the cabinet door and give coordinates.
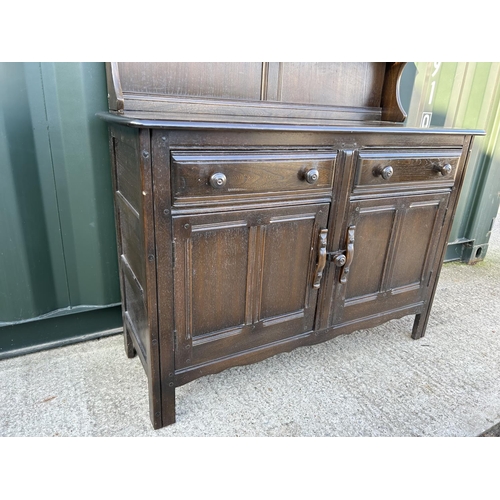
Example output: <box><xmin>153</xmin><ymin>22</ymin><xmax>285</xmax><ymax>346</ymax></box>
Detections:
<box><xmin>172</xmin><ymin>203</ymin><xmax>329</xmax><ymax>368</ymax></box>
<box><xmin>331</xmin><ymin>192</ymin><xmax>450</xmax><ymax>326</ymax></box>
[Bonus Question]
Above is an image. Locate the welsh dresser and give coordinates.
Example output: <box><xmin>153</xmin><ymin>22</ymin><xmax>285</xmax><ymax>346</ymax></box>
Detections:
<box><xmin>99</xmin><ymin>62</ymin><xmax>483</xmax><ymax>429</ymax></box>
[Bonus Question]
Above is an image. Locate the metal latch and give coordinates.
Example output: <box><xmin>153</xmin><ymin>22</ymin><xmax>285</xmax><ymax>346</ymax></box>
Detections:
<box><xmin>312</xmin><ymin>225</ymin><xmax>356</xmax><ymax>288</ymax></box>
<box><xmin>326</xmin><ymin>250</ymin><xmax>347</xmax><ymax>267</ymax></box>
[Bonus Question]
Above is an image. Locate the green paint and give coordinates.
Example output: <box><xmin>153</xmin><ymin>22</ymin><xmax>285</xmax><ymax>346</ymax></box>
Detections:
<box><xmin>0</xmin><ymin>306</ymin><xmax>122</xmax><ymax>358</ymax></box>
<box><xmin>430</xmin><ymin>63</ymin><xmax>457</xmax><ymax>127</ymax></box>
<box><xmin>403</xmin><ymin>62</ymin><xmax>500</xmax><ymax>263</ymax></box>
<box><xmin>0</xmin><ymin>63</ymin><xmax>120</xmax><ymax>344</ymax></box>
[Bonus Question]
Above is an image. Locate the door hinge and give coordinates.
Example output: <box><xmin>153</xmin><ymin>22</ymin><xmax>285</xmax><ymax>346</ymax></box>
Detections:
<box><xmin>173</xmin><ymin>329</ymin><xmax>177</xmax><ymax>349</ymax></box>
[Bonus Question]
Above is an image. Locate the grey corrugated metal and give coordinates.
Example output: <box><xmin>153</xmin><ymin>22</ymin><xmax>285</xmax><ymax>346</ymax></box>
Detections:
<box><xmin>403</xmin><ymin>62</ymin><xmax>500</xmax><ymax>263</ymax></box>
<box><xmin>0</xmin><ymin>62</ymin><xmax>120</xmax><ymax>326</ymax></box>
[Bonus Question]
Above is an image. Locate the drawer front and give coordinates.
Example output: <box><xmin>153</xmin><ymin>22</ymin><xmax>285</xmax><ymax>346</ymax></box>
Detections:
<box><xmin>171</xmin><ymin>151</ymin><xmax>336</xmax><ymax>205</ymax></box>
<box><xmin>353</xmin><ymin>149</ymin><xmax>462</xmax><ymax>193</ymax></box>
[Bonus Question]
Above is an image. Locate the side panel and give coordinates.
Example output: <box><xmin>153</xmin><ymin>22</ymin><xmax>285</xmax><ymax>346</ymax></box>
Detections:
<box><xmin>111</xmin><ymin>125</ymin><xmax>162</xmax><ymax>428</ymax></box>
<box><xmin>111</xmin><ymin>126</ymin><xmax>146</xmax><ymax>357</ymax></box>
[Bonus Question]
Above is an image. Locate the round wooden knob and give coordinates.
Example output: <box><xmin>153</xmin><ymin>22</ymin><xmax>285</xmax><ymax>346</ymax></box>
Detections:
<box><xmin>377</xmin><ymin>165</ymin><xmax>394</xmax><ymax>180</ymax></box>
<box><xmin>209</xmin><ymin>172</ymin><xmax>227</xmax><ymax>188</ymax></box>
<box><xmin>435</xmin><ymin>163</ymin><xmax>452</xmax><ymax>176</ymax></box>
<box><xmin>305</xmin><ymin>169</ymin><xmax>319</xmax><ymax>184</ymax></box>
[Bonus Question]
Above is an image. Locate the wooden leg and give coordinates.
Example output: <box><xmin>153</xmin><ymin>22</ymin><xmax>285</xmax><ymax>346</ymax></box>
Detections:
<box><xmin>124</xmin><ymin>327</ymin><xmax>137</xmax><ymax>358</ymax></box>
<box><xmin>412</xmin><ymin>313</ymin><xmax>427</xmax><ymax>340</ymax></box>
<box><xmin>149</xmin><ymin>384</ymin><xmax>176</xmax><ymax>429</ymax></box>
<box><xmin>162</xmin><ymin>386</ymin><xmax>176</xmax><ymax>427</ymax></box>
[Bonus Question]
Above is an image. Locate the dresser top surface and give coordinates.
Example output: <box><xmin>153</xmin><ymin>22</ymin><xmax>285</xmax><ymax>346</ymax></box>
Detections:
<box><xmin>97</xmin><ymin>111</ymin><xmax>485</xmax><ymax>137</ymax></box>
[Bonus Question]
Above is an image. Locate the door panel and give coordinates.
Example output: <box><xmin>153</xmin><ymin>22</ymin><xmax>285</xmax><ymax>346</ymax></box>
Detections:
<box><xmin>190</xmin><ymin>220</ymin><xmax>249</xmax><ymax>336</ymax></box>
<box><xmin>345</xmin><ymin>205</ymin><xmax>397</xmax><ymax>300</ymax></box>
<box><xmin>260</xmin><ymin>213</ymin><xmax>317</xmax><ymax>319</ymax></box>
<box><xmin>173</xmin><ymin>203</ymin><xmax>329</xmax><ymax>368</ymax></box>
<box><xmin>333</xmin><ymin>192</ymin><xmax>449</xmax><ymax>326</ymax></box>
<box><xmin>390</xmin><ymin>200</ymin><xmax>442</xmax><ymax>290</ymax></box>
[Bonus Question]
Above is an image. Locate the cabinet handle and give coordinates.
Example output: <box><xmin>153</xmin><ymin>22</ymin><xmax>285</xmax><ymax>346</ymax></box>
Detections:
<box><xmin>305</xmin><ymin>168</ymin><xmax>320</xmax><ymax>184</ymax></box>
<box><xmin>340</xmin><ymin>225</ymin><xmax>356</xmax><ymax>284</ymax></box>
<box><xmin>373</xmin><ymin>165</ymin><xmax>394</xmax><ymax>180</ymax></box>
<box><xmin>209</xmin><ymin>172</ymin><xmax>227</xmax><ymax>188</ymax></box>
<box><xmin>434</xmin><ymin>163</ymin><xmax>452</xmax><ymax>176</ymax></box>
<box><xmin>312</xmin><ymin>229</ymin><xmax>328</xmax><ymax>289</ymax></box>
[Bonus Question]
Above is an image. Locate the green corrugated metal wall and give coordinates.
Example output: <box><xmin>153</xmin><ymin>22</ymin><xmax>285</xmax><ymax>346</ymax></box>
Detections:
<box><xmin>403</xmin><ymin>62</ymin><xmax>500</xmax><ymax>263</ymax></box>
<box><xmin>0</xmin><ymin>63</ymin><xmax>121</xmax><ymax>356</ymax></box>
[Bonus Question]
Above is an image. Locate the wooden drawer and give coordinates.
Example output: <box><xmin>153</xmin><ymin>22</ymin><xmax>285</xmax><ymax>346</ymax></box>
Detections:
<box><xmin>171</xmin><ymin>151</ymin><xmax>336</xmax><ymax>206</ymax></box>
<box><xmin>353</xmin><ymin>149</ymin><xmax>462</xmax><ymax>193</ymax></box>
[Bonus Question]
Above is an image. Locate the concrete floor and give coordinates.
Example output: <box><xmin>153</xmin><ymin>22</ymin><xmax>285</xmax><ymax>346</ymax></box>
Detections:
<box><xmin>1</xmin><ymin>214</ymin><xmax>499</xmax><ymax>437</ymax></box>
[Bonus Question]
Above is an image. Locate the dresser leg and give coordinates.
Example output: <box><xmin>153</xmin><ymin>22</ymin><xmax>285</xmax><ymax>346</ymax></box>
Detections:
<box><xmin>149</xmin><ymin>386</ymin><xmax>176</xmax><ymax>429</ymax></box>
<box><xmin>124</xmin><ymin>328</ymin><xmax>136</xmax><ymax>358</ymax></box>
<box><xmin>162</xmin><ymin>387</ymin><xmax>176</xmax><ymax>427</ymax></box>
<box><xmin>411</xmin><ymin>313</ymin><xmax>427</xmax><ymax>340</ymax></box>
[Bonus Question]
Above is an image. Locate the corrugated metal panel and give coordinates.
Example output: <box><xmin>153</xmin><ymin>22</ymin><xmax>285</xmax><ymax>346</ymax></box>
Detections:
<box><xmin>404</xmin><ymin>62</ymin><xmax>500</xmax><ymax>263</ymax></box>
<box><xmin>0</xmin><ymin>62</ymin><xmax>120</xmax><ymax>326</ymax></box>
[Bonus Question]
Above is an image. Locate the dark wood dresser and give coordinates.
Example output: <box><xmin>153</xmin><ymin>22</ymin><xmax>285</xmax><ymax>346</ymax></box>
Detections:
<box><xmin>99</xmin><ymin>63</ymin><xmax>483</xmax><ymax>429</ymax></box>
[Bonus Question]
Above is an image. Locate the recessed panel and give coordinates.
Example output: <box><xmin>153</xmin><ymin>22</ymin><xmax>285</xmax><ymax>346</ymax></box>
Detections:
<box><xmin>115</xmin><ymin>140</ymin><xmax>142</xmax><ymax>214</ymax></box>
<box><xmin>190</xmin><ymin>224</ymin><xmax>249</xmax><ymax>337</ymax></box>
<box><xmin>278</xmin><ymin>62</ymin><xmax>386</xmax><ymax>107</ymax></box>
<box><xmin>345</xmin><ymin>207</ymin><xmax>396</xmax><ymax>300</ymax></box>
<box><xmin>259</xmin><ymin>216</ymin><xmax>314</xmax><ymax>320</ymax></box>
<box><xmin>123</xmin><ymin>263</ymin><xmax>147</xmax><ymax>357</ymax></box>
<box><xmin>118</xmin><ymin>201</ymin><xmax>145</xmax><ymax>287</ymax></box>
<box><xmin>390</xmin><ymin>202</ymin><xmax>440</xmax><ymax>289</ymax></box>
<box><xmin>119</xmin><ymin>62</ymin><xmax>263</xmax><ymax>101</ymax></box>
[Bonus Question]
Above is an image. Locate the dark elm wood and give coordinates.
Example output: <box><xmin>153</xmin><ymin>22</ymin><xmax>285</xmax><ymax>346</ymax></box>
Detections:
<box><xmin>108</xmin><ymin>130</ymin><xmax>133</xmax><ymax>359</ymax></box>
<box><xmin>174</xmin><ymin>302</ymin><xmax>425</xmax><ymax>388</ymax></box>
<box><xmin>118</xmin><ymin>62</ymin><xmax>264</xmax><ymax>101</ymax></box>
<box><xmin>151</xmin><ymin>130</ymin><xmax>176</xmax><ymax>426</ymax></box>
<box><xmin>137</xmin><ymin>129</ymin><xmax>164</xmax><ymax>429</ymax></box>
<box><xmin>327</xmin><ymin>191</ymin><xmax>449</xmax><ymax>327</ymax></box>
<box><xmin>109</xmin><ymin>124</ymin><xmax>163</xmax><ymax>428</ymax></box>
<box><xmin>276</xmin><ymin>62</ymin><xmax>386</xmax><ymax>108</ymax></box>
<box><xmin>172</xmin><ymin>203</ymin><xmax>328</xmax><ymax>368</ymax></box>
<box><xmin>106</xmin><ymin>62</ymin><xmax>411</xmax><ymax>125</ymax></box>
<box><xmin>101</xmin><ymin>63</ymin><xmax>483</xmax><ymax>429</ymax></box>
<box><xmin>412</xmin><ymin>135</ymin><xmax>477</xmax><ymax>340</ymax></box>
<box><xmin>115</xmin><ymin>138</ymin><xmax>142</xmax><ymax>213</ymax></box>
<box><xmin>105</xmin><ymin>62</ymin><xmax>124</xmax><ymax>113</ymax></box>
<box><xmin>381</xmin><ymin>62</ymin><xmax>407</xmax><ymax>122</ymax></box>
<box><xmin>121</xmin><ymin>255</ymin><xmax>149</xmax><ymax>356</ymax></box>
<box><xmin>354</xmin><ymin>149</ymin><xmax>461</xmax><ymax>191</ymax></box>
<box><xmin>124</xmin><ymin>329</ymin><xmax>136</xmax><ymax>359</ymax></box>
<box><xmin>171</xmin><ymin>151</ymin><xmax>336</xmax><ymax>203</ymax></box>
<box><xmin>116</xmin><ymin>194</ymin><xmax>145</xmax><ymax>286</ymax></box>
<box><xmin>117</xmin><ymin>62</ymin><xmax>387</xmax><ymax>108</ymax></box>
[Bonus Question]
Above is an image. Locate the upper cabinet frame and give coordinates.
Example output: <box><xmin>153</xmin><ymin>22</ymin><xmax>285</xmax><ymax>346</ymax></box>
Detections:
<box><xmin>105</xmin><ymin>62</ymin><xmax>407</xmax><ymax>125</ymax></box>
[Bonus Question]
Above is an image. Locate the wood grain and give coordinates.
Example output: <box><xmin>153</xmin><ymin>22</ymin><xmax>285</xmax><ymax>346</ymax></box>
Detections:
<box><xmin>171</xmin><ymin>151</ymin><xmax>336</xmax><ymax>203</ymax></box>
<box><xmin>104</xmin><ymin>63</ymin><xmax>481</xmax><ymax>429</ymax></box>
